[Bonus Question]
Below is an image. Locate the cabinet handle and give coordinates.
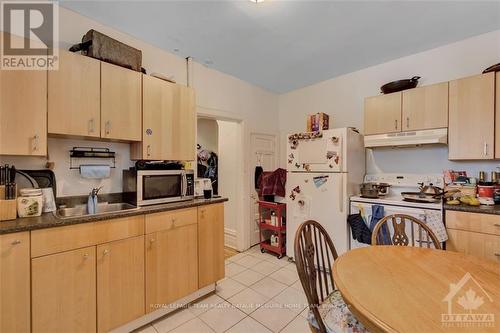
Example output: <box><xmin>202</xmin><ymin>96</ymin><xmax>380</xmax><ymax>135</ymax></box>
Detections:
<box><xmin>103</xmin><ymin>249</ymin><xmax>110</xmax><ymax>256</ymax></box>
<box><xmin>83</xmin><ymin>253</ymin><xmax>89</xmax><ymax>259</ymax></box>
<box><xmin>495</xmin><ymin>253</ymin><xmax>500</xmax><ymax>257</ymax></box>
<box><xmin>147</xmin><ymin>145</ymin><xmax>151</xmax><ymax>157</ymax></box>
<box><xmin>33</xmin><ymin>134</ymin><xmax>39</xmax><ymax>151</ymax></box>
<box><xmin>105</xmin><ymin>121</ymin><xmax>111</xmax><ymax>135</ymax></box>
<box><xmin>171</xmin><ymin>217</ymin><xmax>177</xmax><ymax>223</ymax></box>
<box><xmin>494</xmin><ymin>223</ymin><xmax>500</xmax><ymax>227</ymax></box>
<box><xmin>406</xmin><ymin>117</ymin><xmax>410</xmax><ymax>129</ymax></box>
<box><xmin>394</xmin><ymin>119</ymin><xmax>398</xmax><ymax>130</ymax></box>
<box><xmin>11</xmin><ymin>240</ymin><xmax>21</xmax><ymax>245</ymax></box>
<box><xmin>88</xmin><ymin>119</ymin><xmax>95</xmax><ymax>133</ymax></box>
<box><xmin>483</xmin><ymin>143</ymin><xmax>488</xmax><ymax>157</ymax></box>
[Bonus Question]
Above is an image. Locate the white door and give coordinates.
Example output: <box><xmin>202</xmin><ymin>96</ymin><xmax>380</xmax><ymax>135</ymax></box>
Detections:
<box><xmin>250</xmin><ymin>133</ymin><xmax>277</xmax><ymax>246</ymax></box>
<box><xmin>286</xmin><ymin>172</ymin><xmax>347</xmax><ymax>259</ymax></box>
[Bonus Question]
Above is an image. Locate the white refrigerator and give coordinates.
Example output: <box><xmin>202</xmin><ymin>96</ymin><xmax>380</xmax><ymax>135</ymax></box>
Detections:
<box><xmin>286</xmin><ymin>128</ymin><xmax>365</xmax><ymax>258</ymax></box>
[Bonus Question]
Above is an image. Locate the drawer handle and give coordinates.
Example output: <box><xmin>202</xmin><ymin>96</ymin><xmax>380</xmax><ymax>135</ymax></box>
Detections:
<box><xmin>11</xmin><ymin>240</ymin><xmax>21</xmax><ymax>245</ymax></box>
<box><xmin>495</xmin><ymin>253</ymin><xmax>500</xmax><ymax>257</ymax></box>
<box><xmin>494</xmin><ymin>224</ymin><xmax>500</xmax><ymax>227</ymax></box>
<box><xmin>103</xmin><ymin>249</ymin><xmax>110</xmax><ymax>256</ymax></box>
<box><xmin>149</xmin><ymin>238</ymin><xmax>155</xmax><ymax>243</ymax></box>
<box><xmin>171</xmin><ymin>217</ymin><xmax>177</xmax><ymax>223</ymax></box>
<box><xmin>83</xmin><ymin>253</ymin><xmax>89</xmax><ymax>259</ymax></box>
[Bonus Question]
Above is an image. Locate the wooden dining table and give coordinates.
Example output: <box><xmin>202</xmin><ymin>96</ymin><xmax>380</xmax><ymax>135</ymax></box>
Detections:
<box><xmin>332</xmin><ymin>246</ymin><xmax>500</xmax><ymax>333</ymax></box>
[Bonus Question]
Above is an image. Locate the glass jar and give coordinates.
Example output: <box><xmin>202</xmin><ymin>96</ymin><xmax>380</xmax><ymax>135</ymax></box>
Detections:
<box><xmin>17</xmin><ymin>188</ymin><xmax>43</xmax><ymax>217</ymax></box>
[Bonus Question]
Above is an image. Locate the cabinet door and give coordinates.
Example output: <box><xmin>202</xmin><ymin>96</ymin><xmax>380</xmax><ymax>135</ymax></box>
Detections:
<box><xmin>364</xmin><ymin>92</ymin><xmax>401</xmax><ymax>135</ymax></box>
<box><xmin>172</xmin><ymin>85</ymin><xmax>196</xmax><ymax>160</ymax></box>
<box><xmin>0</xmin><ymin>232</ymin><xmax>30</xmax><ymax>333</ymax></box>
<box><xmin>136</xmin><ymin>75</ymin><xmax>175</xmax><ymax>160</ymax></box>
<box><xmin>101</xmin><ymin>62</ymin><xmax>142</xmax><ymax>141</ymax></box>
<box><xmin>198</xmin><ymin>204</ymin><xmax>225</xmax><ymax>288</ymax></box>
<box><xmin>449</xmin><ymin>73</ymin><xmax>495</xmax><ymax>160</ymax></box>
<box><xmin>32</xmin><ymin>246</ymin><xmax>96</xmax><ymax>333</ymax></box>
<box><xmin>447</xmin><ymin>229</ymin><xmax>500</xmax><ymax>262</ymax></box>
<box><xmin>48</xmin><ymin>50</ymin><xmax>100</xmax><ymax>137</ymax></box>
<box><xmin>0</xmin><ymin>33</ymin><xmax>47</xmax><ymax>156</ymax></box>
<box><xmin>145</xmin><ymin>220</ymin><xmax>198</xmax><ymax>312</ymax></box>
<box><xmin>97</xmin><ymin>236</ymin><xmax>145</xmax><ymax>333</ymax></box>
<box><xmin>496</xmin><ymin>72</ymin><xmax>500</xmax><ymax>159</ymax></box>
<box><xmin>402</xmin><ymin>82</ymin><xmax>448</xmax><ymax>131</ymax></box>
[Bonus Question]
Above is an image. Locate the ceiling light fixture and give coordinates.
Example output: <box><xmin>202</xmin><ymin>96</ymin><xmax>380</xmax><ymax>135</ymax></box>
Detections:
<box><xmin>249</xmin><ymin>0</ymin><xmax>265</xmax><ymax>3</ymax></box>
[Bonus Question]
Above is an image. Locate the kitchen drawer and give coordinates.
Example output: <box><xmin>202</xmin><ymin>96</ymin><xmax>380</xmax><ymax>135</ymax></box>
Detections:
<box><xmin>145</xmin><ymin>208</ymin><xmax>197</xmax><ymax>234</ymax></box>
<box><xmin>446</xmin><ymin>229</ymin><xmax>500</xmax><ymax>262</ymax></box>
<box><xmin>446</xmin><ymin>210</ymin><xmax>500</xmax><ymax>236</ymax></box>
<box><xmin>31</xmin><ymin>215</ymin><xmax>145</xmax><ymax>257</ymax></box>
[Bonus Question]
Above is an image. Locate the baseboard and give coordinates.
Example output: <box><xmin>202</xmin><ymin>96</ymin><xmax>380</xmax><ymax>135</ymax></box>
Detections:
<box><xmin>224</xmin><ymin>227</ymin><xmax>237</xmax><ymax>249</ymax></box>
<box><xmin>110</xmin><ymin>284</ymin><xmax>216</xmax><ymax>333</ymax></box>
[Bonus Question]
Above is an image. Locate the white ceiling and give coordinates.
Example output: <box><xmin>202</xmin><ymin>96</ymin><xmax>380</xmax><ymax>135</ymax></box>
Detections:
<box><xmin>61</xmin><ymin>1</ymin><xmax>500</xmax><ymax>93</ymax></box>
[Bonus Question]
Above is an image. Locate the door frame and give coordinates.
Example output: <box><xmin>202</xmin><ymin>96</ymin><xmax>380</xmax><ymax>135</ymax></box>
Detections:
<box><xmin>197</xmin><ymin>106</ymin><xmax>247</xmax><ymax>251</ymax></box>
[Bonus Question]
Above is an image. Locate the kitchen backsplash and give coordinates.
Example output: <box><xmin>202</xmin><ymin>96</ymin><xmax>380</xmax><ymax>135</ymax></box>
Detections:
<box><xmin>0</xmin><ymin>138</ymin><xmax>134</xmax><ymax>198</ymax></box>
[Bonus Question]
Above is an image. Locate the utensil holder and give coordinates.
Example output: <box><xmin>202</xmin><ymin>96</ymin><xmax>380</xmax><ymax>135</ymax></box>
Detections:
<box><xmin>0</xmin><ymin>185</ymin><xmax>17</xmax><ymax>221</ymax></box>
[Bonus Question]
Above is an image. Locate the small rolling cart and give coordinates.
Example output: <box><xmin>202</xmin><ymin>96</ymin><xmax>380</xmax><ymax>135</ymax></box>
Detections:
<box><xmin>258</xmin><ymin>200</ymin><xmax>286</xmax><ymax>259</ymax></box>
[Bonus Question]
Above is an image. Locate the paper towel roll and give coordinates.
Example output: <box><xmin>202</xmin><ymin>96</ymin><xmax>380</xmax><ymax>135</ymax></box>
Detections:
<box><xmin>79</xmin><ymin>165</ymin><xmax>111</xmax><ymax>179</ymax></box>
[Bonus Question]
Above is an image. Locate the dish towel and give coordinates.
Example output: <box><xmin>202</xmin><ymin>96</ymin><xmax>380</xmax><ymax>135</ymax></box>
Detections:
<box><xmin>425</xmin><ymin>211</ymin><xmax>448</xmax><ymax>242</ymax></box>
<box><xmin>369</xmin><ymin>205</ymin><xmax>391</xmax><ymax>245</ymax></box>
<box><xmin>80</xmin><ymin>165</ymin><xmax>111</xmax><ymax>179</ymax></box>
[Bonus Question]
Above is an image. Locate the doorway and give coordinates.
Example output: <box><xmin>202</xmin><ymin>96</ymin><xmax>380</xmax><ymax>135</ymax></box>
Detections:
<box><xmin>249</xmin><ymin>133</ymin><xmax>278</xmax><ymax>246</ymax></box>
<box><xmin>196</xmin><ymin>116</ymin><xmax>243</xmax><ymax>250</ymax></box>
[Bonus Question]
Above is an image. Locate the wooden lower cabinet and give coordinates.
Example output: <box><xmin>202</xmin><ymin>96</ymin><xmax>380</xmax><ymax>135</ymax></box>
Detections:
<box><xmin>32</xmin><ymin>246</ymin><xmax>97</xmax><ymax>333</ymax></box>
<box><xmin>97</xmin><ymin>236</ymin><xmax>145</xmax><ymax>333</ymax></box>
<box><xmin>198</xmin><ymin>204</ymin><xmax>225</xmax><ymax>287</ymax></box>
<box><xmin>447</xmin><ymin>229</ymin><xmax>500</xmax><ymax>262</ymax></box>
<box><xmin>0</xmin><ymin>232</ymin><xmax>30</xmax><ymax>333</ymax></box>
<box><xmin>145</xmin><ymin>219</ymin><xmax>198</xmax><ymax>312</ymax></box>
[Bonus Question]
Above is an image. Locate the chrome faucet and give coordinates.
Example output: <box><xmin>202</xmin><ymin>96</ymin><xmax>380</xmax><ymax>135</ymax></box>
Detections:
<box><xmin>87</xmin><ymin>186</ymin><xmax>102</xmax><ymax>214</ymax></box>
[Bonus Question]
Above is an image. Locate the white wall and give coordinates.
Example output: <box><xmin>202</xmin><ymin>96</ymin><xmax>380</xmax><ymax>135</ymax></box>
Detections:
<box><xmin>0</xmin><ymin>138</ymin><xmax>133</xmax><ymax>197</ymax></box>
<box><xmin>197</xmin><ymin>118</ymin><xmax>219</xmax><ymax>154</ymax></box>
<box><xmin>278</xmin><ymin>30</ymin><xmax>500</xmax><ymax>177</ymax></box>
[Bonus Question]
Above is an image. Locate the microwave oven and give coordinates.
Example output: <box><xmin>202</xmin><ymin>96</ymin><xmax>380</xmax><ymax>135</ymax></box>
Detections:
<box><xmin>123</xmin><ymin>169</ymin><xmax>194</xmax><ymax>206</ymax></box>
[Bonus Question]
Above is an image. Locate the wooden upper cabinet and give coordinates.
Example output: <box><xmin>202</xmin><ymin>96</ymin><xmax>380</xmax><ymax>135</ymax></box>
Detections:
<box><xmin>145</xmin><ymin>215</ymin><xmax>198</xmax><ymax>312</ymax></box>
<box><xmin>0</xmin><ymin>232</ymin><xmax>30</xmax><ymax>333</ymax></box>
<box><xmin>97</xmin><ymin>236</ymin><xmax>145</xmax><ymax>333</ymax></box>
<box><xmin>0</xmin><ymin>34</ymin><xmax>47</xmax><ymax>156</ymax></box>
<box><xmin>402</xmin><ymin>82</ymin><xmax>448</xmax><ymax>131</ymax></box>
<box><xmin>198</xmin><ymin>204</ymin><xmax>225</xmax><ymax>288</ymax></box>
<box><xmin>48</xmin><ymin>50</ymin><xmax>100</xmax><ymax>137</ymax></box>
<box><xmin>32</xmin><ymin>246</ymin><xmax>97</xmax><ymax>333</ymax></box>
<box><xmin>132</xmin><ymin>77</ymin><xmax>196</xmax><ymax>161</ymax></box>
<box><xmin>133</xmin><ymin>75</ymin><xmax>175</xmax><ymax>160</ymax></box>
<box><xmin>496</xmin><ymin>72</ymin><xmax>500</xmax><ymax>159</ymax></box>
<box><xmin>101</xmin><ymin>62</ymin><xmax>142</xmax><ymax>141</ymax></box>
<box><xmin>364</xmin><ymin>92</ymin><xmax>401</xmax><ymax>135</ymax></box>
<box><xmin>172</xmin><ymin>85</ymin><xmax>196</xmax><ymax>160</ymax></box>
<box><xmin>449</xmin><ymin>73</ymin><xmax>495</xmax><ymax>160</ymax></box>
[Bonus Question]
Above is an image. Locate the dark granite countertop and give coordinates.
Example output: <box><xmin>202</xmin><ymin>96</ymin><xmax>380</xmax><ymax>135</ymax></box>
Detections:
<box><xmin>443</xmin><ymin>203</ymin><xmax>500</xmax><ymax>216</ymax></box>
<box><xmin>0</xmin><ymin>197</ymin><xmax>228</xmax><ymax>235</ymax></box>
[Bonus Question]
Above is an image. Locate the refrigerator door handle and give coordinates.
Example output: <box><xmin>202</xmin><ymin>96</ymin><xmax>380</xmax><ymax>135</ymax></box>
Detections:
<box><xmin>339</xmin><ymin>176</ymin><xmax>344</xmax><ymax>213</ymax></box>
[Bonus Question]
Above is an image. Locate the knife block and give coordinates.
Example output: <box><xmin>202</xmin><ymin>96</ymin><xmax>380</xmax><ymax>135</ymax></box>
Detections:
<box><xmin>0</xmin><ymin>185</ymin><xmax>17</xmax><ymax>221</ymax></box>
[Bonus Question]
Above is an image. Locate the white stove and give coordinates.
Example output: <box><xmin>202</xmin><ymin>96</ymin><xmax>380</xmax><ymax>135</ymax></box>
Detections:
<box><xmin>349</xmin><ymin>173</ymin><xmax>445</xmax><ymax>250</ymax></box>
<box><xmin>350</xmin><ymin>173</ymin><xmax>444</xmax><ymax>210</ymax></box>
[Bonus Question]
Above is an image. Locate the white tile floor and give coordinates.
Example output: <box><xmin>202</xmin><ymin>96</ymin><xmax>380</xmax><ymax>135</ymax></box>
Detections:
<box><xmin>137</xmin><ymin>246</ymin><xmax>310</xmax><ymax>333</ymax></box>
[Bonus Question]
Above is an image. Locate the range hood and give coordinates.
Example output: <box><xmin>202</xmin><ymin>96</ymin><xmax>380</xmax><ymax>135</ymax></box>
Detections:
<box><xmin>364</xmin><ymin>128</ymin><xmax>448</xmax><ymax>148</ymax></box>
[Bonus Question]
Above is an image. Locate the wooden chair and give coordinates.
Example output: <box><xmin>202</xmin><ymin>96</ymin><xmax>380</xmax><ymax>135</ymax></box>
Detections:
<box><xmin>371</xmin><ymin>214</ymin><xmax>441</xmax><ymax>249</ymax></box>
<box><xmin>294</xmin><ymin>220</ymin><xmax>368</xmax><ymax>333</ymax></box>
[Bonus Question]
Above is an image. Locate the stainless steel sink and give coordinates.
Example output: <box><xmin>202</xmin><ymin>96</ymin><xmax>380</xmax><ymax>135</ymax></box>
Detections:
<box><xmin>54</xmin><ymin>202</ymin><xmax>139</xmax><ymax>219</ymax></box>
